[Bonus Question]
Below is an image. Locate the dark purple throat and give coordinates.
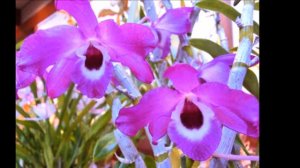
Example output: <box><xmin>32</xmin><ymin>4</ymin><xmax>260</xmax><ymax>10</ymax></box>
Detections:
<box><xmin>85</xmin><ymin>44</ymin><xmax>103</xmax><ymax>70</ymax></box>
<box><xmin>180</xmin><ymin>99</ymin><xmax>203</xmax><ymax>129</ymax></box>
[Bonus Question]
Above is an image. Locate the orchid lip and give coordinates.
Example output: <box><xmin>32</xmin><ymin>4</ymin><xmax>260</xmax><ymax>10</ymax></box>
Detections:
<box><xmin>84</xmin><ymin>44</ymin><xmax>103</xmax><ymax>70</ymax></box>
<box><xmin>180</xmin><ymin>99</ymin><xmax>204</xmax><ymax>129</ymax></box>
<box><xmin>199</xmin><ymin>77</ymin><xmax>206</xmax><ymax>84</ymax></box>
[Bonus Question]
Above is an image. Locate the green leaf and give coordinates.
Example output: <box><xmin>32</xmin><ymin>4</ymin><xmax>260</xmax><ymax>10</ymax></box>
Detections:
<box><xmin>93</xmin><ymin>132</ymin><xmax>117</xmax><ymax>161</ymax></box>
<box><xmin>16</xmin><ymin>119</ymin><xmax>44</xmax><ymax>133</ymax></box>
<box><xmin>56</xmin><ymin>84</ymin><xmax>74</xmax><ymax>133</ymax></box>
<box><xmin>65</xmin><ymin>93</ymin><xmax>83</xmax><ymax>127</ymax></box>
<box><xmin>197</xmin><ymin>0</ymin><xmax>239</xmax><ymax>21</ymax></box>
<box><xmin>54</xmin><ymin>100</ymin><xmax>97</xmax><ymax>159</ymax></box>
<box><xmin>196</xmin><ymin>0</ymin><xmax>259</xmax><ymax>35</ymax></box>
<box><xmin>30</xmin><ymin>81</ymin><xmax>39</xmax><ymax>102</ymax></box>
<box><xmin>255</xmin><ymin>2</ymin><xmax>259</xmax><ymax>10</ymax></box>
<box><xmin>243</xmin><ymin>69</ymin><xmax>259</xmax><ymax>98</ymax></box>
<box><xmin>84</xmin><ymin>110</ymin><xmax>112</xmax><ymax>141</ymax></box>
<box><xmin>41</xmin><ymin>132</ymin><xmax>54</xmax><ymax>168</ymax></box>
<box><xmin>144</xmin><ymin>155</ymin><xmax>156</xmax><ymax>168</ymax></box>
<box><xmin>190</xmin><ymin>38</ymin><xmax>228</xmax><ymax>58</ymax></box>
<box><xmin>17</xmin><ymin>144</ymin><xmax>41</xmax><ymax>167</ymax></box>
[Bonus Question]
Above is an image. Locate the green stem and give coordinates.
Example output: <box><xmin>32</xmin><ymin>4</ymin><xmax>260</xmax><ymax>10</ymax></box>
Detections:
<box><xmin>54</xmin><ymin>100</ymin><xmax>96</xmax><ymax>160</ymax></box>
<box><xmin>65</xmin><ymin>93</ymin><xmax>82</xmax><ymax>128</ymax></box>
<box><xmin>56</xmin><ymin>84</ymin><xmax>74</xmax><ymax>133</ymax></box>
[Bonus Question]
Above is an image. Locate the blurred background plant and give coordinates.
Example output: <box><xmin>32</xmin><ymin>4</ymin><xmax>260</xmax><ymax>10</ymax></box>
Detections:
<box><xmin>16</xmin><ymin>0</ymin><xmax>259</xmax><ymax>167</ymax></box>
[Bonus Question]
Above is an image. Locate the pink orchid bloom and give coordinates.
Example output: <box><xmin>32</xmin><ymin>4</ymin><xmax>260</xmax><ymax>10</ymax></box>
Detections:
<box><xmin>150</xmin><ymin>7</ymin><xmax>193</xmax><ymax>61</ymax></box>
<box><xmin>17</xmin><ymin>0</ymin><xmax>157</xmax><ymax>98</ymax></box>
<box><xmin>196</xmin><ymin>53</ymin><xmax>259</xmax><ymax>84</ymax></box>
<box><xmin>116</xmin><ymin>63</ymin><xmax>259</xmax><ymax>161</ymax></box>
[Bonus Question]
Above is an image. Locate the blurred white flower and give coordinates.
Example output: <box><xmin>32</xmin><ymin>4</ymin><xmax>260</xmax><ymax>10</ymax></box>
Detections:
<box><xmin>24</xmin><ymin>101</ymin><xmax>56</xmax><ymax>121</ymax></box>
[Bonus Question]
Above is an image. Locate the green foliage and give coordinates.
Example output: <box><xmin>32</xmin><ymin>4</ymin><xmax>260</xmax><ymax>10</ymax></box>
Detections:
<box><xmin>16</xmin><ymin>82</ymin><xmax>114</xmax><ymax>167</ymax></box>
<box><xmin>190</xmin><ymin>38</ymin><xmax>228</xmax><ymax>58</ymax></box>
<box><xmin>244</xmin><ymin>69</ymin><xmax>259</xmax><ymax>98</ymax></box>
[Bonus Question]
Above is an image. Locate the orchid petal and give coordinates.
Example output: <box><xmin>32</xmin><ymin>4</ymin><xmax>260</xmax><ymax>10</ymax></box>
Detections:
<box><xmin>164</xmin><ymin>63</ymin><xmax>200</xmax><ymax>93</ymax></box>
<box><xmin>113</xmin><ymin>53</ymin><xmax>154</xmax><ymax>84</ymax></box>
<box><xmin>213</xmin><ymin>53</ymin><xmax>259</xmax><ymax>67</ymax></box>
<box><xmin>153</xmin><ymin>7</ymin><xmax>193</xmax><ymax>34</ymax></box>
<box><xmin>18</xmin><ymin>26</ymin><xmax>84</xmax><ymax>76</ymax></box>
<box><xmin>198</xmin><ymin>62</ymin><xmax>231</xmax><ymax>84</ymax></box>
<box><xmin>116</xmin><ymin>87</ymin><xmax>182</xmax><ymax>138</ymax></box>
<box><xmin>97</xmin><ymin>20</ymin><xmax>157</xmax><ymax>58</ymax></box>
<box><xmin>16</xmin><ymin>52</ymin><xmax>36</xmax><ymax>90</ymax></box>
<box><xmin>55</xmin><ymin>0</ymin><xmax>98</xmax><ymax>38</ymax></box>
<box><xmin>148</xmin><ymin>115</ymin><xmax>171</xmax><ymax>143</ymax></box>
<box><xmin>193</xmin><ymin>83</ymin><xmax>259</xmax><ymax>137</ymax></box>
<box><xmin>152</xmin><ymin>29</ymin><xmax>171</xmax><ymax>60</ymax></box>
<box><xmin>16</xmin><ymin>67</ymin><xmax>36</xmax><ymax>90</ymax></box>
<box><xmin>46</xmin><ymin>57</ymin><xmax>77</xmax><ymax>98</ymax></box>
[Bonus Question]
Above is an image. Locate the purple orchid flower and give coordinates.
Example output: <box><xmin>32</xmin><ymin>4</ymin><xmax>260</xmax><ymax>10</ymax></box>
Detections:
<box><xmin>116</xmin><ymin>63</ymin><xmax>259</xmax><ymax>161</ymax></box>
<box><xmin>150</xmin><ymin>7</ymin><xmax>193</xmax><ymax>61</ymax></box>
<box><xmin>196</xmin><ymin>53</ymin><xmax>259</xmax><ymax>84</ymax></box>
<box><xmin>17</xmin><ymin>0</ymin><xmax>157</xmax><ymax>98</ymax></box>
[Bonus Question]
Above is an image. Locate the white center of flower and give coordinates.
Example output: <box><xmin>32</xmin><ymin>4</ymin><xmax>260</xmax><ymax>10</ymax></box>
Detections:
<box><xmin>76</xmin><ymin>42</ymin><xmax>110</xmax><ymax>81</ymax></box>
<box><xmin>171</xmin><ymin>97</ymin><xmax>215</xmax><ymax>141</ymax></box>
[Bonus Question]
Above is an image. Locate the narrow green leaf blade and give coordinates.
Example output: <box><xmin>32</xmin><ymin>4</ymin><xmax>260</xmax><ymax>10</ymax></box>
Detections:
<box><xmin>16</xmin><ymin>119</ymin><xmax>44</xmax><ymax>133</ymax></box>
<box><xmin>93</xmin><ymin>132</ymin><xmax>117</xmax><ymax>161</ymax></box>
<box><xmin>243</xmin><ymin>69</ymin><xmax>259</xmax><ymax>98</ymax></box>
<box><xmin>197</xmin><ymin>0</ymin><xmax>239</xmax><ymax>20</ymax></box>
<box><xmin>190</xmin><ymin>38</ymin><xmax>229</xmax><ymax>58</ymax></box>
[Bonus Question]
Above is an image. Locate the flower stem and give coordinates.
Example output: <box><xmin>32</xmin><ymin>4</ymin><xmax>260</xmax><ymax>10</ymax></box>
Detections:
<box><xmin>213</xmin><ymin>153</ymin><xmax>259</xmax><ymax>161</ymax></box>
<box><xmin>210</xmin><ymin>0</ymin><xmax>255</xmax><ymax>167</ymax></box>
<box><xmin>113</xmin><ymin>63</ymin><xmax>141</xmax><ymax>99</ymax></box>
<box><xmin>112</xmin><ymin>98</ymin><xmax>146</xmax><ymax>167</ymax></box>
<box><xmin>56</xmin><ymin>83</ymin><xmax>74</xmax><ymax>133</ymax></box>
<box><xmin>141</xmin><ymin>0</ymin><xmax>157</xmax><ymax>21</ymax></box>
<box><xmin>161</xmin><ymin>0</ymin><xmax>173</xmax><ymax>10</ymax></box>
